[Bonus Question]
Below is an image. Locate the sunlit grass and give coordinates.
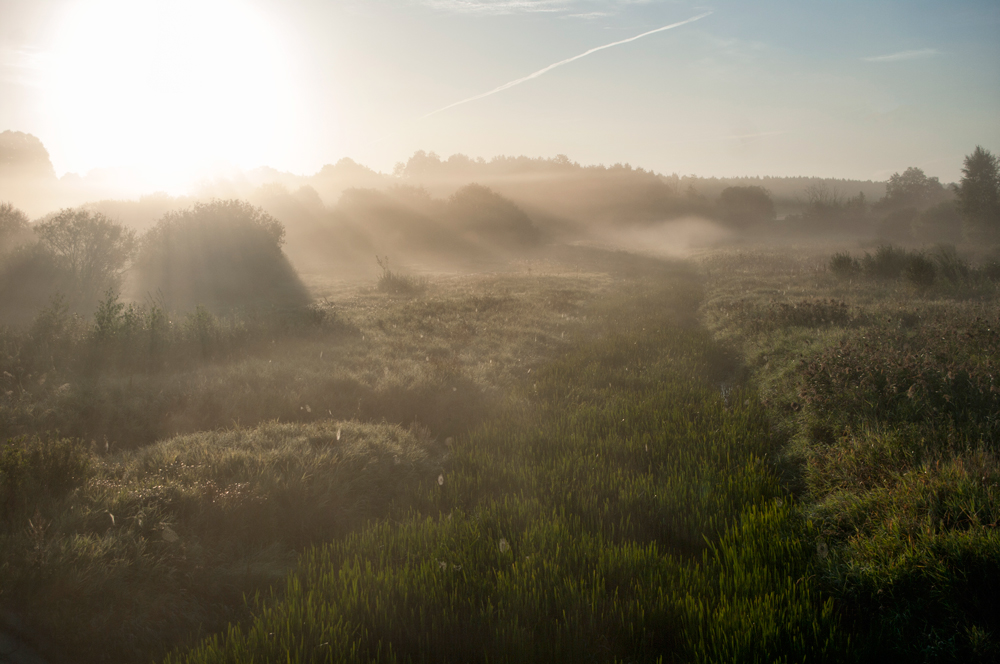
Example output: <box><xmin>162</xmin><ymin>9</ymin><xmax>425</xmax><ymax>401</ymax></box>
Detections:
<box><xmin>165</xmin><ymin>258</ymin><xmax>845</xmax><ymax>663</ymax></box>
<box><xmin>699</xmin><ymin>245</ymin><xmax>1000</xmax><ymax>660</ymax></box>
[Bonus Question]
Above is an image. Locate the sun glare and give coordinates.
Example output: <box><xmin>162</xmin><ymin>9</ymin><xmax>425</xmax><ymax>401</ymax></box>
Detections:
<box><xmin>43</xmin><ymin>0</ymin><xmax>302</xmax><ymax>190</ymax></box>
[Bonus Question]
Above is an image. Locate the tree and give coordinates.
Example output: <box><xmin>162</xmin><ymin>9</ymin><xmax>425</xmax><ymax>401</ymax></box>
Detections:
<box><xmin>717</xmin><ymin>186</ymin><xmax>775</xmax><ymax>230</ymax></box>
<box><xmin>957</xmin><ymin>146</ymin><xmax>1000</xmax><ymax>242</ymax></box>
<box><xmin>34</xmin><ymin>208</ymin><xmax>138</xmax><ymax>305</ymax></box>
<box><xmin>0</xmin><ymin>131</ymin><xmax>57</xmax><ymax>180</ymax></box>
<box><xmin>0</xmin><ymin>201</ymin><xmax>31</xmax><ymax>253</ymax></box>
<box><xmin>878</xmin><ymin>167</ymin><xmax>949</xmax><ymax>212</ymax></box>
<box><xmin>799</xmin><ymin>184</ymin><xmax>870</xmax><ymax>233</ymax></box>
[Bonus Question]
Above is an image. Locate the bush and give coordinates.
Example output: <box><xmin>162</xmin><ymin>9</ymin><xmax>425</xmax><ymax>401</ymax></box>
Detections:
<box><xmin>799</xmin><ymin>313</ymin><xmax>1000</xmax><ymax>441</ymax></box>
<box><xmin>0</xmin><ymin>244</ymin><xmax>75</xmax><ymax>327</ymax></box>
<box><xmin>134</xmin><ymin>199</ymin><xmax>311</xmax><ymax>315</ymax></box>
<box><xmin>717</xmin><ymin>186</ymin><xmax>776</xmax><ymax>230</ymax></box>
<box><xmin>447</xmin><ymin>184</ymin><xmax>541</xmax><ymax>248</ymax></box>
<box><xmin>914</xmin><ymin>201</ymin><xmax>963</xmax><ymax>244</ymax></box>
<box><xmin>0</xmin><ymin>436</ymin><xmax>90</xmax><ymax>521</ymax></box>
<box><xmin>375</xmin><ymin>255</ymin><xmax>426</xmax><ymax>296</ymax></box>
<box><xmin>903</xmin><ymin>253</ymin><xmax>936</xmax><ymax>289</ymax></box>
<box><xmin>877</xmin><ymin>208</ymin><xmax>917</xmax><ymax>242</ymax></box>
<box><xmin>861</xmin><ymin>244</ymin><xmax>911</xmax><ymax>280</ymax></box>
<box><xmin>829</xmin><ymin>252</ymin><xmax>860</xmax><ymax>278</ymax></box>
<box><xmin>931</xmin><ymin>244</ymin><xmax>971</xmax><ymax>285</ymax></box>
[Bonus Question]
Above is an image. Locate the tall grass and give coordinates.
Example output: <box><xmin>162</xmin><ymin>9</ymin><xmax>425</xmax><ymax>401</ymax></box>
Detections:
<box><xmin>701</xmin><ymin>247</ymin><xmax>1000</xmax><ymax>660</ymax></box>
<box><xmin>166</xmin><ymin>266</ymin><xmax>846</xmax><ymax>663</ymax></box>
<box><xmin>10</xmin><ymin>250</ymin><xmax>748</xmax><ymax>662</ymax></box>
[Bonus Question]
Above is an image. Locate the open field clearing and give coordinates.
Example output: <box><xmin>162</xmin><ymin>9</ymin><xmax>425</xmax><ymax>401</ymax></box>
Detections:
<box><xmin>163</xmin><ymin>250</ymin><xmax>845</xmax><ymax>664</ymax></box>
<box><xmin>3</xmin><ymin>243</ymin><xmax>998</xmax><ymax>662</ymax></box>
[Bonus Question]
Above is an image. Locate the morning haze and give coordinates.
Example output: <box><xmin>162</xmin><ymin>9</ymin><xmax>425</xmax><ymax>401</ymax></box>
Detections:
<box><xmin>1</xmin><ymin>1</ymin><xmax>1000</xmax><ymax>662</ymax></box>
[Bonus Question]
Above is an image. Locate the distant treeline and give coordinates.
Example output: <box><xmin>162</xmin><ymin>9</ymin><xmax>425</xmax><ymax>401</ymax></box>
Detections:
<box><xmin>3</xmin><ymin>132</ymin><xmax>999</xmax><ymax>287</ymax></box>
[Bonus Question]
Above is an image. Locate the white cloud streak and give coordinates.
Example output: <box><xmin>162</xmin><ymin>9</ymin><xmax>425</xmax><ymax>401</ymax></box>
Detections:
<box><xmin>421</xmin><ymin>11</ymin><xmax>711</xmax><ymax>119</ymax></box>
<box><xmin>863</xmin><ymin>48</ymin><xmax>940</xmax><ymax>62</ymax></box>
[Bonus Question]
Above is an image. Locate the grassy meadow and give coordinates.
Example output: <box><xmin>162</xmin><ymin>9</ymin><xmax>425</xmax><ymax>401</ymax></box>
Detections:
<box><xmin>2</xmin><ymin>240</ymin><xmax>998</xmax><ymax>662</ymax></box>
<box><xmin>700</xmin><ymin>244</ymin><xmax>1000</xmax><ymax>660</ymax></box>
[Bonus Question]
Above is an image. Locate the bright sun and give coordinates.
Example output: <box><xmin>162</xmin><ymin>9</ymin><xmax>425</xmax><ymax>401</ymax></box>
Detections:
<box><xmin>44</xmin><ymin>0</ymin><xmax>301</xmax><ymax>188</ymax></box>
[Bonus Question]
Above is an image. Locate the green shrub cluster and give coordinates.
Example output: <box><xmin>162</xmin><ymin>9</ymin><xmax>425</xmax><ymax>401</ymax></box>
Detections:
<box><xmin>0</xmin><ymin>290</ymin><xmax>332</xmax><ymax>448</ymax></box>
<box><xmin>799</xmin><ymin>312</ymin><xmax>999</xmax><ymax>441</ymax></box>
<box><xmin>0</xmin><ymin>435</ymin><xmax>90</xmax><ymax>521</ymax></box>
<box><xmin>830</xmin><ymin>244</ymin><xmax>1000</xmax><ymax>292</ymax></box>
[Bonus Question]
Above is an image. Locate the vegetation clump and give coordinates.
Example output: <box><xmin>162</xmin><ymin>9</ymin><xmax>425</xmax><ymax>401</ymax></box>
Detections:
<box><xmin>134</xmin><ymin>199</ymin><xmax>311</xmax><ymax>315</ymax></box>
<box><xmin>702</xmin><ymin>248</ymin><xmax>1000</xmax><ymax>660</ymax></box>
<box><xmin>829</xmin><ymin>243</ymin><xmax>1000</xmax><ymax>293</ymax></box>
<box><xmin>375</xmin><ymin>255</ymin><xmax>427</xmax><ymax>296</ymax></box>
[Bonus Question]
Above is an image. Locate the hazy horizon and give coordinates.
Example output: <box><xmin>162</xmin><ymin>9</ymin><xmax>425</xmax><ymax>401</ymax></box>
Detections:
<box><xmin>2</xmin><ymin>0</ymin><xmax>998</xmax><ymax>193</ymax></box>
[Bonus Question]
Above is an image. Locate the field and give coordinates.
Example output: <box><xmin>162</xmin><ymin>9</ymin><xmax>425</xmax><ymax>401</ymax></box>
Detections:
<box><xmin>2</xmin><ymin>242</ymin><xmax>998</xmax><ymax>662</ymax></box>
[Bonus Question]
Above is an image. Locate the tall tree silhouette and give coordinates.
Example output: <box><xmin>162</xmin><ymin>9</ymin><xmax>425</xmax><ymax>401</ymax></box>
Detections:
<box><xmin>958</xmin><ymin>146</ymin><xmax>1000</xmax><ymax>241</ymax></box>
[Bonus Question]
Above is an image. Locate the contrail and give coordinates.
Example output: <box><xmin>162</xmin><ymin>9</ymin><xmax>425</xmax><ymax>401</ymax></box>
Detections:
<box><xmin>420</xmin><ymin>11</ymin><xmax>712</xmax><ymax>120</ymax></box>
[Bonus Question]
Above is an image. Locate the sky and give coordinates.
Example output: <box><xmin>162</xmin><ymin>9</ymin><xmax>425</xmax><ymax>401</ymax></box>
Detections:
<box><xmin>1</xmin><ymin>0</ymin><xmax>998</xmax><ymax>190</ymax></box>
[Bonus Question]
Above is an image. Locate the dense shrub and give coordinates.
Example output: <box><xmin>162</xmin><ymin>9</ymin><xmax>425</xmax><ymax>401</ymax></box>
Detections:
<box><xmin>861</xmin><ymin>244</ymin><xmax>911</xmax><ymax>280</ymax></box>
<box><xmin>931</xmin><ymin>244</ymin><xmax>971</xmax><ymax>285</ymax></box>
<box><xmin>829</xmin><ymin>244</ymin><xmax>1000</xmax><ymax>292</ymax></box>
<box><xmin>134</xmin><ymin>199</ymin><xmax>311</xmax><ymax>315</ymax></box>
<box><xmin>447</xmin><ymin>184</ymin><xmax>542</xmax><ymax>247</ymax></box>
<box><xmin>717</xmin><ymin>185</ymin><xmax>776</xmax><ymax>230</ymax></box>
<box><xmin>799</xmin><ymin>313</ymin><xmax>1000</xmax><ymax>441</ymax></box>
<box><xmin>0</xmin><ymin>245</ymin><xmax>76</xmax><ymax>327</ymax></box>
<box><xmin>903</xmin><ymin>253</ymin><xmax>936</xmax><ymax>289</ymax></box>
<box><xmin>829</xmin><ymin>252</ymin><xmax>860</xmax><ymax>278</ymax></box>
<box><xmin>876</xmin><ymin>207</ymin><xmax>917</xmax><ymax>242</ymax></box>
<box><xmin>914</xmin><ymin>201</ymin><xmax>964</xmax><ymax>244</ymax></box>
<box><xmin>0</xmin><ymin>436</ymin><xmax>90</xmax><ymax>521</ymax></box>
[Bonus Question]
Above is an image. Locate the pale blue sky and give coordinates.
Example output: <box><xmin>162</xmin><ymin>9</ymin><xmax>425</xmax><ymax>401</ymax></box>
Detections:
<box><xmin>1</xmin><ymin>0</ymin><xmax>997</xmax><ymax>187</ymax></box>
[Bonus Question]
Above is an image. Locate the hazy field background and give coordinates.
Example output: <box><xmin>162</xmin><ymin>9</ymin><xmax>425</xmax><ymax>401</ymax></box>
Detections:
<box><xmin>2</xmin><ymin>139</ymin><xmax>1000</xmax><ymax>662</ymax></box>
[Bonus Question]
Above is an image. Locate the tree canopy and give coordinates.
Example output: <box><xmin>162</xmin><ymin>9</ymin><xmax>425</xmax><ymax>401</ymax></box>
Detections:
<box><xmin>957</xmin><ymin>146</ymin><xmax>1000</xmax><ymax>241</ymax></box>
<box><xmin>34</xmin><ymin>208</ymin><xmax>138</xmax><ymax>302</ymax></box>
<box><xmin>878</xmin><ymin>167</ymin><xmax>949</xmax><ymax>212</ymax></box>
<box><xmin>717</xmin><ymin>186</ymin><xmax>776</xmax><ymax>229</ymax></box>
<box><xmin>0</xmin><ymin>201</ymin><xmax>30</xmax><ymax>253</ymax></box>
